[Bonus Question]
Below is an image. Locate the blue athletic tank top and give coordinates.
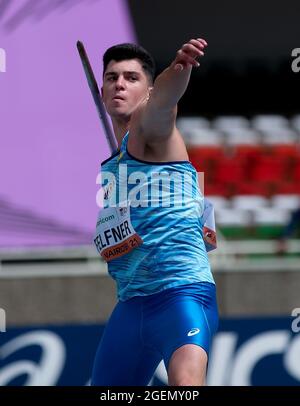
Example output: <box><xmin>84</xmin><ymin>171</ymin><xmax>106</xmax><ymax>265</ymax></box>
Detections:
<box><xmin>96</xmin><ymin>131</ymin><xmax>215</xmax><ymax>300</ymax></box>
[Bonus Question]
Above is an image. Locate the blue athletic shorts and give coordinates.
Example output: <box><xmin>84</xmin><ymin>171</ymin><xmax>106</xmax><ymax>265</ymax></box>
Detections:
<box><xmin>91</xmin><ymin>281</ymin><xmax>219</xmax><ymax>386</ymax></box>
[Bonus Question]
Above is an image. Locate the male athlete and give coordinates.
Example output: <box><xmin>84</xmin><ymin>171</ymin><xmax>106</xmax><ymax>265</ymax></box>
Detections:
<box><xmin>91</xmin><ymin>38</ymin><xmax>218</xmax><ymax>386</ymax></box>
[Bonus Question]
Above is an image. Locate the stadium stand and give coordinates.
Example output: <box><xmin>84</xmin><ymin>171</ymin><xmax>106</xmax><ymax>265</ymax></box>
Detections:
<box><xmin>178</xmin><ymin>114</ymin><xmax>300</xmax><ymax>241</ymax></box>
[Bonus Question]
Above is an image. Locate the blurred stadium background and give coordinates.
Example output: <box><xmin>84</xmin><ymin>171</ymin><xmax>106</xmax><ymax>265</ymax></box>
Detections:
<box><xmin>0</xmin><ymin>0</ymin><xmax>300</xmax><ymax>386</ymax></box>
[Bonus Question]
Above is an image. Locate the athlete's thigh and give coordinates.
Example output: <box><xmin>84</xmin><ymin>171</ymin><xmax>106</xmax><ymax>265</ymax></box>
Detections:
<box><xmin>91</xmin><ymin>298</ymin><xmax>161</xmax><ymax>386</ymax></box>
<box><xmin>148</xmin><ymin>283</ymin><xmax>218</xmax><ymax>370</ymax></box>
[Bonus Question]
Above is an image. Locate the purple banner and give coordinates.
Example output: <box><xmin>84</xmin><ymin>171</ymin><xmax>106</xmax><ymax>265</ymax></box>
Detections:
<box><xmin>0</xmin><ymin>0</ymin><xmax>136</xmax><ymax>247</ymax></box>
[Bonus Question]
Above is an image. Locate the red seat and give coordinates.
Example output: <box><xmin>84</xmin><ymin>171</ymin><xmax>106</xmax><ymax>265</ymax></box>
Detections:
<box><xmin>189</xmin><ymin>143</ymin><xmax>300</xmax><ymax>199</ymax></box>
<box><xmin>233</xmin><ymin>145</ymin><xmax>262</xmax><ymax>161</ymax></box>
<box><xmin>277</xmin><ymin>182</ymin><xmax>300</xmax><ymax>195</ymax></box>
<box><xmin>188</xmin><ymin>146</ymin><xmax>223</xmax><ymax>160</ymax></box>
<box><xmin>236</xmin><ymin>182</ymin><xmax>277</xmax><ymax>197</ymax></box>
<box><xmin>294</xmin><ymin>164</ymin><xmax>300</xmax><ymax>181</ymax></box>
<box><xmin>203</xmin><ymin>183</ymin><xmax>228</xmax><ymax>197</ymax></box>
<box><xmin>215</xmin><ymin>157</ymin><xmax>246</xmax><ymax>184</ymax></box>
<box><xmin>271</xmin><ymin>144</ymin><xmax>300</xmax><ymax>160</ymax></box>
<box><xmin>189</xmin><ymin>147</ymin><xmax>224</xmax><ymax>183</ymax></box>
<box><xmin>251</xmin><ymin>157</ymin><xmax>285</xmax><ymax>182</ymax></box>
<box><xmin>188</xmin><ymin>147</ymin><xmax>223</xmax><ymax>169</ymax></box>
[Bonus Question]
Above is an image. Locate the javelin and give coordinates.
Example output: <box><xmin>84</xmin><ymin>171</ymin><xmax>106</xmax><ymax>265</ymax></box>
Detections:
<box><xmin>76</xmin><ymin>40</ymin><xmax>118</xmax><ymax>154</ymax></box>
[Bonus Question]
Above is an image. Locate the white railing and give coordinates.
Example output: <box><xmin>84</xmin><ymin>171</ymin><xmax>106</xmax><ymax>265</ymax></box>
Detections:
<box><xmin>0</xmin><ymin>239</ymin><xmax>299</xmax><ymax>278</ymax></box>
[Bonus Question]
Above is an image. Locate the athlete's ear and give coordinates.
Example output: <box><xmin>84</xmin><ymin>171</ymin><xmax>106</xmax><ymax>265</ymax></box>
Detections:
<box><xmin>147</xmin><ymin>87</ymin><xmax>153</xmax><ymax>100</ymax></box>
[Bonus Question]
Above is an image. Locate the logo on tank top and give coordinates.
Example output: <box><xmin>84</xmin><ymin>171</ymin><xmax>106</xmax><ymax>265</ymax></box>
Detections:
<box><xmin>187</xmin><ymin>328</ymin><xmax>200</xmax><ymax>336</ymax></box>
<box><xmin>103</xmin><ymin>179</ymin><xmax>116</xmax><ymax>200</ymax></box>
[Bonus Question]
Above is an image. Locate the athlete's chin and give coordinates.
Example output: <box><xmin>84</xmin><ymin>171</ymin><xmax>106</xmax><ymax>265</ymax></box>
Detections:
<box><xmin>109</xmin><ymin>109</ymin><xmax>131</xmax><ymax>121</ymax></box>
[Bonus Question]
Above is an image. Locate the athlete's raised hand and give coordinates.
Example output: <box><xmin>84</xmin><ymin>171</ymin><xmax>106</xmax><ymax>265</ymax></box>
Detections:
<box><xmin>172</xmin><ymin>38</ymin><xmax>208</xmax><ymax>71</ymax></box>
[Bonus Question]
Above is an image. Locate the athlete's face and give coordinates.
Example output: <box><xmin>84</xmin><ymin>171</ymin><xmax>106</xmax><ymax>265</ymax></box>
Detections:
<box><xmin>102</xmin><ymin>59</ymin><xmax>152</xmax><ymax>120</ymax></box>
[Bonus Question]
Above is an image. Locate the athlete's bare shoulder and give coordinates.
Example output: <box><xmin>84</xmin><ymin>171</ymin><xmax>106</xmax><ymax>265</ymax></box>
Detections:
<box><xmin>127</xmin><ymin>102</ymin><xmax>189</xmax><ymax>163</ymax></box>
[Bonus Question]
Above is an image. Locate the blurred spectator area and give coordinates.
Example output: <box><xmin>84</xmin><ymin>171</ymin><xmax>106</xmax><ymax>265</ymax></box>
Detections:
<box><xmin>177</xmin><ymin>114</ymin><xmax>300</xmax><ymax>242</ymax></box>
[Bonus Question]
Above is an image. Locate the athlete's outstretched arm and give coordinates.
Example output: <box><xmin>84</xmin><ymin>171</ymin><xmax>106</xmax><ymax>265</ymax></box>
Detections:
<box><xmin>139</xmin><ymin>37</ymin><xmax>207</xmax><ymax>140</ymax></box>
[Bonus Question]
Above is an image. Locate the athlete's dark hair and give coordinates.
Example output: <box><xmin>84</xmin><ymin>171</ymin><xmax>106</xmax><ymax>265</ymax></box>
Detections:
<box><xmin>103</xmin><ymin>43</ymin><xmax>156</xmax><ymax>85</ymax></box>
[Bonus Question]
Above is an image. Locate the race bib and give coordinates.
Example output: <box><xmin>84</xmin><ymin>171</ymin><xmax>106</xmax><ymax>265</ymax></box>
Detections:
<box><xmin>94</xmin><ymin>203</ymin><xmax>143</xmax><ymax>262</ymax></box>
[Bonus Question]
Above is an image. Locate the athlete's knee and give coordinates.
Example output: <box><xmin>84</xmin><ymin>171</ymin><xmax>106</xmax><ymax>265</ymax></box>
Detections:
<box><xmin>167</xmin><ymin>344</ymin><xmax>207</xmax><ymax>386</ymax></box>
<box><xmin>168</xmin><ymin>372</ymin><xmax>205</xmax><ymax>386</ymax></box>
